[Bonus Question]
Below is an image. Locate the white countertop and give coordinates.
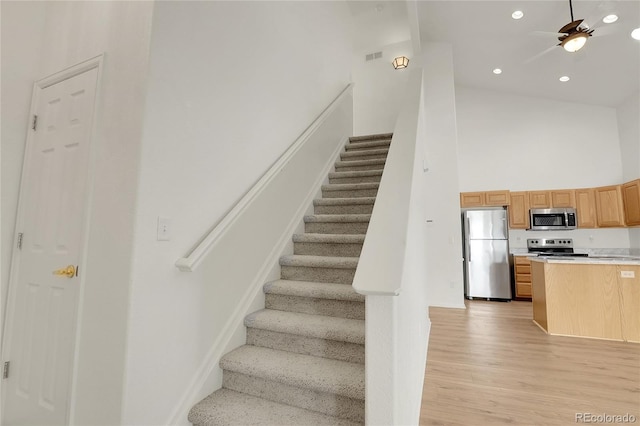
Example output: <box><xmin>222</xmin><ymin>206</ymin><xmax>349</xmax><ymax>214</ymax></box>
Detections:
<box><xmin>530</xmin><ymin>255</ymin><xmax>640</xmax><ymax>265</ymax></box>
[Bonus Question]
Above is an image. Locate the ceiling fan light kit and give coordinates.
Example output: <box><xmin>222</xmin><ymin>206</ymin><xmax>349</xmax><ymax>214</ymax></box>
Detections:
<box><xmin>561</xmin><ymin>32</ymin><xmax>589</xmax><ymax>52</ymax></box>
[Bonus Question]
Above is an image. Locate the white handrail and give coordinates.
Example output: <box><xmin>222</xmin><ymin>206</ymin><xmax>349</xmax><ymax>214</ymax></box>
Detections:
<box><xmin>175</xmin><ymin>83</ymin><xmax>354</xmax><ymax>272</ymax></box>
<box><xmin>352</xmin><ymin>70</ymin><xmax>423</xmax><ymax>295</ymax></box>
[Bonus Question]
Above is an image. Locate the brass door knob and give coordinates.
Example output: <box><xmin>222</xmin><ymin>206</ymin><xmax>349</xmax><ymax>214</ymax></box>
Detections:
<box><xmin>52</xmin><ymin>265</ymin><xmax>76</xmax><ymax>278</ymax></box>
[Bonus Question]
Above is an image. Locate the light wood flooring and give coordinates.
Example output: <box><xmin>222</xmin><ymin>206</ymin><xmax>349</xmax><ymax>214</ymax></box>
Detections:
<box><xmin>420</xmin><ymin>300</ymin><xmax>640</xmax><ymax>425</ymax></box>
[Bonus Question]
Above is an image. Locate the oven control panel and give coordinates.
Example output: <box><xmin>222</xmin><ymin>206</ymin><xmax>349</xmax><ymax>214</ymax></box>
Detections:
<box><xmin>527</xmin><ymin>238</ymin><xmax>574</xmax><ymax>249</ymax></box>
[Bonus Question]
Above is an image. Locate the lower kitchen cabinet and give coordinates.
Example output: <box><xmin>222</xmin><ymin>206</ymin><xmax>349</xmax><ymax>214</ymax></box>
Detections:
<box><xmin>531</xmin><ymin>261</ymin><xmax>640</xmax><ymax>343</ymax></box>
<box><xmin>514</xmin><ymin>256</ymin><xmax>532</xmax><ymax>299</ymax></box>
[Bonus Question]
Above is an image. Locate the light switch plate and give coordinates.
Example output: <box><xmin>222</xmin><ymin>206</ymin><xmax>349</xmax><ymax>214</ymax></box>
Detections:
<box><xmin>157</xmin><ymin>217</ymin><xmax>171</xmax><ymax>241</ymax></box>
<box><xmin>620</xmin><ymin>270</ymin><xmax>635</xmax><ymax>279</ymax></box>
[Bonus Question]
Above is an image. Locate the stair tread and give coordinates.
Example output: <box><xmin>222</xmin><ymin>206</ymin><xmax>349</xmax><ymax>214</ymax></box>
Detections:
<box><xmin>293</xmin><ymin>233</ymin><xmax>365</xmax><ymax>243</ymax></box>
<box><xmin>304</xmin><ymin>214</ymin><xmax>371</xmax><ymax>223</ymax></box>
<box><xmin>314</xmin><ymin>197</ymin><xmax>376</xmax><ymax>206</ymax></box>
<box><xmin>349</xmin><ymin>133</ymin><xmax>393</xmax><ymax>142</ymax></box>
<box><xmin>328</xmin><ymin>170</ymin><xmax>383</xmax><ymax>178</ymax></box>
<box><xmin>335</xmin><ymin>158</ymin><xmax>385</xmax><ymax>167</ymax></box>
<box><xmin>245</xmin><ymin>309</ymin><xmax>364</xmax><ymax>344</ymax></box>
<box><xmin>220</xmin><ymin>346</ymin><xmax>365</xmax><ymax>400</ymax></box>
<box><xmin>340</xmin><ymin>148</ymin><xmax>389</xmax><ymax>158</ymax></box>
<box><xmin>189</xmin><ymin>388</ymin><xmax>362</xmax><ymax>426</ymax></box>
<box><xmin>321</xmin><ymin>182</ymin><xmax>379</xmax><ymax>191</ymax></box>
<box><xmin>264</xmin><ymin>279</ymin><xmax>365</xmax><ymax>302</ymax></box>
<box><xmin>345</xmin><ymin>140</ymin><xmax>391</xmax><ymax>151</ymax></box>
<box><xmin>280</xmin><ymin>255</ymin><xmax>359</xmax><ymax>269</ymax></box>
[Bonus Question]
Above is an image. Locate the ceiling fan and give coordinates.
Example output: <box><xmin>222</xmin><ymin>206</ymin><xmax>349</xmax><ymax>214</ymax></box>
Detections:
<box><xmin>525</xmin><ymin>0</ymin><xmax>611</xmax><ymax>63</ymax></box>
<box><xmin>555</xmin><ymin>0</ymin><xmax>594</xmax><ymax>52</ymax></box>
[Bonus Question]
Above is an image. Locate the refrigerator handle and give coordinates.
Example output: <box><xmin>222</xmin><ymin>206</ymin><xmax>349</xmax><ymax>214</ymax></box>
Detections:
<box><xmin>465</xmin><ymin>217</ymin><xmax>471</xmax><ymax>262</ymax></box>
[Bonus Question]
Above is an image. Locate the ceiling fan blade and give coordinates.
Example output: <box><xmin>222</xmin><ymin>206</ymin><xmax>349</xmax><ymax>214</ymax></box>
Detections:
<box><xmin>531</xmin><ymin>30</ymin><xmax>567</xmax><ymax>37</ymax></box>
<box><xmin>524</xmin><ymin>44</ymin><xmax>558</xmax><ymax>64</ymax></box>
<box><xmin>591</xmin><ymin>25</ymin><xmax>617</xmax><ymax>37</ymax></box>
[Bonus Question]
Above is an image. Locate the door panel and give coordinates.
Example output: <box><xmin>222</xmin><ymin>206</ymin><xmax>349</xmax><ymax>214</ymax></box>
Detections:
<box><xmin>466</xmin><ymin>210</ymin><xmax>508</xmax><ymax>240</ymax></box>
<box><xmin>3</xmin><ymin>66</ymin><xmax>98</xmax><ymax>425</ymax></box>
<box><xmin>467</xmin><ymin>240</ymin><xmax>511</xmax><ymax>299</ymax></box>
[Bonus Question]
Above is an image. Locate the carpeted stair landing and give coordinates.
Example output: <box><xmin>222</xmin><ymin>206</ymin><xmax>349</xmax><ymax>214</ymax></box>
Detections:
<box><xmin>188</xmin><ymin>133</ymin><xmax>392</xmax><ymax>425</ymax></box>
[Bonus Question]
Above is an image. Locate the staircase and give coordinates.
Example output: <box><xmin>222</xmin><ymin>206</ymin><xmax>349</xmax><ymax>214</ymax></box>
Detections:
<box><xmin>188</xmin><ymin>133</ymin><xmax>392</xmax><ymax>426</ymax></box>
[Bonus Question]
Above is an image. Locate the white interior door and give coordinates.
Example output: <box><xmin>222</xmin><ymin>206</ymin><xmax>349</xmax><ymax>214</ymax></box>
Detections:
<box><xmin>2</xmin><ymin>65</ymin><xmax>99</xmax><ymax>425</ymax></box>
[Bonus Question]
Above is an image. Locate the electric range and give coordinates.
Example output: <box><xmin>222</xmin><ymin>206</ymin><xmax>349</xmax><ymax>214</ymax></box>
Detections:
<box><xmin>527</xmin><ymin>238</ymin><xmax>589</xmax><ymax>257</ymax></box>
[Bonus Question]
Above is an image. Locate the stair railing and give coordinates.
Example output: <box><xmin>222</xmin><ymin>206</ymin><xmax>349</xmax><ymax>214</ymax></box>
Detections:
<box><xmin>175</xmin><ymin>83</ymin><xmax>354</xmax><ymax>272</ymax></box>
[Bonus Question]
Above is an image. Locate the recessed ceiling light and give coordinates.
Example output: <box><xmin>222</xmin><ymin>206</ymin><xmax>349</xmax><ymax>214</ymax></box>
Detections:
<box><xmin>512</xmin><ymin>10</ymin><xmax>524</xmax><ymax>20</ymax></box>
<box><xmin>602</xmin><ymin>14</ymin><xmax>618</xmax><ymax>24</ymax></box>
<box><xmin>493</xmin><ymin>68</ymin><xmax>502</xmax><ymax>75</ymax></box>
<box><xmin>632</xmin><ymin>28</ymin><xmax>640</xmax><ymax>40</ymax></box>
<box><xmin>559</xmin><ymin>76</ymin><xmax>570</xmax><ymax>82</ymax></box>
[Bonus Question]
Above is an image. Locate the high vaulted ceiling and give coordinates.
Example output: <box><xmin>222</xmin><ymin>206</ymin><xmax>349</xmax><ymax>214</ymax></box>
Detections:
<box><xmin>349</xmin><ymin>0</ymin><xmax>640</xmax><ymax>107</ymax></box>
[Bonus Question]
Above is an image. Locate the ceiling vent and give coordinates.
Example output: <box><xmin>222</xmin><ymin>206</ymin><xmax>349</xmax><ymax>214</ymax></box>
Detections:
<box><xmin>365</xmin><ymin>51</ymin><xmax>383</xmax><ymax>61</ymax></box>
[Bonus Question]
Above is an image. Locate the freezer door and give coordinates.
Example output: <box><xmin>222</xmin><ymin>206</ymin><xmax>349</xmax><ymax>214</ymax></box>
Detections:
<box><xmin>465</xmin><ymin>239</ymin><xmax>512</xmax><ymax>299</ymax></box>
<box><xmin>465</xmin><ymin>209</ymin><xmax>508</xmax><ymax>240</ymax></box>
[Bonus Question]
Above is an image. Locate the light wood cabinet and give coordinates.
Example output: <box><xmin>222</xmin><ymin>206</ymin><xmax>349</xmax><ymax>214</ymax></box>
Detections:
<box><xmin>529</xmin><ymin>191</ymin><xmax>551</xmax><ymax>209</ymax></box>
<box><xmin>594</xmin><ymin>185</ymin><xmax>625</xmax><ymax>227</ymax></box>
<box><xmin>508</xmin><ymin>192</ymin><xmax>529</xmax><ymax>229</ymax></box>
<box><xmin>619</xmin><ymin>265</ymin><xmax>640</xmax><ymax>343</ymax></box>
<box><xmin>550</xmin><ymin>190</ymin><xmax>575</xmax><ymax>208</ymax></box>
<box><xmin>621</xmin><ymin>179</ymin><xmax>640</xmax><ymax>226</ymax></box>
<box><xmin>575</xmin><ymin>188</ymin><xmax>598</xmax><ymax>228</ymax></box>
<box><xmin>460</xmin><ymin>192</ymin><xmax>484</xmax><ymax>207</ymax></box>
<box><xmin>463</xmin><ymin>182</ymin><xmax>636</xmax><ymax>229</ymax></box>
<box><xmin>460</xmin><ymin>190</ymin><xmax>510</xmax><ymax>208</ymax></box>
<box><xmin>532</xmin><ymin>261</ymin><xmax>640</xmax><ymax>343</ymax></box>
<box><xmin>514</xmin><ymin>256</ymin><xmax>532</xmax><ymax>299</ymax></box>
<box><xmin>484</xmin><ymin>190</ymin><xmax>510</xmax><ymax>206</ymax></box>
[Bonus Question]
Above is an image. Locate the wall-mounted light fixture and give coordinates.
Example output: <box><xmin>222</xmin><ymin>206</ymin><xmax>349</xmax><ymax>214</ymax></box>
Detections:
<box><xmin>392</xmin><ymin>56</ymin><xmax>409</xmax><ymax>69</ymax></box>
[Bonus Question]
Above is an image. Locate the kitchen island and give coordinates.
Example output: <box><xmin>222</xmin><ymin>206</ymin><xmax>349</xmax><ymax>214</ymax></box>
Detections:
<box><xmin>531</xmin><ymin>256</ymin><xmax>640</xmax><ymax>343</ymax></box>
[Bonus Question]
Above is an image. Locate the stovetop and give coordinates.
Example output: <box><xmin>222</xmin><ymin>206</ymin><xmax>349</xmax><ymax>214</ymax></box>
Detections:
<box><xmin>527</xmin><ymin>238</ymin><xmax>589</xmax><ymax>257</ymax></box>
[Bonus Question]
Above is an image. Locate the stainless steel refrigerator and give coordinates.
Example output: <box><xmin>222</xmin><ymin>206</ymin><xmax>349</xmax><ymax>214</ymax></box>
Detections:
<box><xmin>462</xmin><ymin>209</ymin><xmax>512</xmax><ymax>300</ymax></box>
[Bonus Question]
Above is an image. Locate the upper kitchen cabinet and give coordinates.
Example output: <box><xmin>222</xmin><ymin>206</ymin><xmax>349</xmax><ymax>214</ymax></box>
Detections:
<box><xmin>529</xmin><ymin>191</ymin><xmax>551</xmax><ymax>208</ymax></box>
<box><xmin>575</xmin><ymin>188</ymin><xmax>598</xmax><ymax>228</ymax></box>
<box><xmin>594</xmin><ymin>185</ymin><xmax>625</xmax><ymax>227</ymax></box>
<box><xmin>509</xmin><ymin>191</ymin><xmax>530</xmax><ymax>229</ymax></box>
<box><xmin>460</xmin><ymin>190</ymin><xmax>510</xmax><ymax>208</ymax></box>
<box><xmin>460</xmin><ymin>192</ymin><xmax>485</xmax><ymax>207</ymax></box>
<box><xmin>550</xmin><ymin>190</ymin><xmax>575</xmax><ymax>208</ymax></box>
<box><xmin>485</xmin><ymin>190</ymin><xmax>510</xmax><ymax>206</ymax></box>
<box><xmin>622</xmin><ymin>179</ymin><xmax>640</xmax><ymax>226</ymax></box>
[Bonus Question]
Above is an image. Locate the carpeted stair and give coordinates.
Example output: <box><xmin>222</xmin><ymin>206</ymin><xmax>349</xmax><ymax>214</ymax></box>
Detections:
<box><xmin>188</xmin><ymin>133</ymin><xmax>392</xmax><ymax>426</ymax></box>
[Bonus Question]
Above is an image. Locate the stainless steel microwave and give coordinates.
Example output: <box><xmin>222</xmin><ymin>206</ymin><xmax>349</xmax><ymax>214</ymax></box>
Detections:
<box><xmin>529</xmin><ymin>208</ymin><xmax>577</xmax><ymax>231</ymax></box>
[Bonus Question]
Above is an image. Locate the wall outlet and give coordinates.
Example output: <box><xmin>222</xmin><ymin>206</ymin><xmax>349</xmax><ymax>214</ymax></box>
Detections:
<box><xmin>157</xmin><ymin>217</ymin><xmax>171</xmax><ymax>241</ymax></box>
<box><xmin>620</xmin><ymin>270</ymin><xmax>635</xmax><ymax>279</ymax></box>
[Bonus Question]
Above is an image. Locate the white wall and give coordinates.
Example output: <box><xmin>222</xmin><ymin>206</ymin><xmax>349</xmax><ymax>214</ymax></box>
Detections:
<box><xmin>617</xmin><ymin>91</ymin><xmax>640</xmax><ymax>182</ymax></box>
<box><xmin>456</xmin><ymin>86</ymin><xmax>623</xmax><ymax>191</ymax></box>
<box><xmin>123</xmin><ymin>2</ymin><xmax>354</xmax><ymax>424</ymax></box>
<box><xmin>0</xmin><ymin>0</ymin><xmax>47</xmax><ymax>341</ymax></box>
<box><xmin>1</xmin><ymin>2</ymin><xmax>154</xmax><ymax>424</ymax></box>
<box><xmin>616</xmin><ymin>91</ymin><xmax>640</xmax><ymax>250</ymax></box>
<box><xmin>456</xmin><ymin>86</ymin><xmax>629</xmax><ymax>250</ymax></box>
<box><xmin>352</xmin><ymin>39</ymin><xmax>413</xmax><ymax>135</ymax></box>
<box><xmin>422</xmin><ymin>43</ymin><xmax>465</xmax><ymax>309</ymax></box>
